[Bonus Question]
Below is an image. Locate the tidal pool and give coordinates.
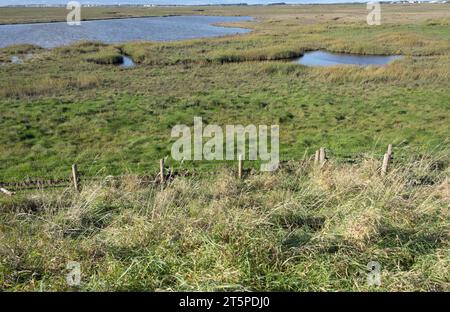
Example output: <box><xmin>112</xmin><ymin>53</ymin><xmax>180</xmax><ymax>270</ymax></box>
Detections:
<box><xmin>120</xmin><ymin>55</ymin><xmax>135</xmax><ymax>68</ymax></box>
<box><xmin>295</xmin><ymin>50</ymin><xmax>403</xmax><ymax>67</ymax></box>
<box><xmin>10</xmin><ymin>56</ymin><xmax>22</xmax><ymax>64</ymax></box>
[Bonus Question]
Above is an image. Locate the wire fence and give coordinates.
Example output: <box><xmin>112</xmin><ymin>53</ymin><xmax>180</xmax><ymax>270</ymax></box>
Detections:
<box><xmin>0</xmin><ymin>147</ymin><xmax>447</xmax><ymax>194</ymax></box>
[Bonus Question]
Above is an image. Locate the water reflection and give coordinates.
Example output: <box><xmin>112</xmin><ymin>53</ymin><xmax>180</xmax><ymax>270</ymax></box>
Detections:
<box><xmin>0</xmin><ymin>16</ymin><xmax>252</xmax><ymax>48</ymax></box>
<box><xmin>120</xmin><ymin>55</ymin><xmax>135</xmax><ymax>68</ymax></box>
<box><xmin>295</xmin><ymin>50</ymin><xmax>402</xmax><ymax>67</ymax></box>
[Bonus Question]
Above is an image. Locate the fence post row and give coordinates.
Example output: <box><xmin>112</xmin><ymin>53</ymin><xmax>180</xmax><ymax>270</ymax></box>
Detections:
<box><xmin>2</xmin><ymin>145</ymin><xmax>399</xmax><ymax>192</ymax></box>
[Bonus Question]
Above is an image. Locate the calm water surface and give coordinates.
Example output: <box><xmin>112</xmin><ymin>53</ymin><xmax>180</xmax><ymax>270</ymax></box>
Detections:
<box><xmin>296</xmin><ymin>50</ymin><xmax>403</xmax><ymax>67</ymax></box>
<box><xmin>120</xmin><ymin>55</ymin><xmax>135</xmax><ymax>68</ymax></box>
<box><xmin>0</xmin><ymin>16</ymin><xmax>252</xmax><ymax>48</ymax></box>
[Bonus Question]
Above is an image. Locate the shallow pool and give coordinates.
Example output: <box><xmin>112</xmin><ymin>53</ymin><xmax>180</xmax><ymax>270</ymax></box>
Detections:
<box><xmin>295</xmin><ymin>50</ymin><xmax>402</xmax><ymax>67</ymax></box>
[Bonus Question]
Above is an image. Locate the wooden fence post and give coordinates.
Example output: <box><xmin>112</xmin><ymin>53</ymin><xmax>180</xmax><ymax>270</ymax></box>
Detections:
<box><xmin>381</xmin><ymin>153</ymin><xmax>390</xmax><ymax>176</ymax></box>
<box><xmin>238</xmin><ymin>154</ymin><xmax>243</xmax><ymax>179</ymax></box>
<box><xmin>71</xmin><ymin>164</ymin><xmax>79</xmax><ymax>192</ymax></box>
<box><xmin>160</xmin><ymin>158</ymin><xmax>165</xmax><ymax>183</ymax></box>
<box><xmin>319</xmin><ymin>147</ymin><xmax>326</xmax><ymax>166</ymax></box>
<box><xmin>314</xmin><ymin>150</ymin><xmax>320</xmax><ymax>165</ymax></box>
<box><xmin>0</xmin><ymin>187</ymin><xmax>15</xmax><ymax>196</ymax></box>
<box><xmin>381</xmin><ymin>144</ymin><xmax>393</xmax><ymax>176</ymax></box>
<box><xmin>387</xmin><ymin>144</ymin><xmax>393</xmax><ymax>157</ymax></box>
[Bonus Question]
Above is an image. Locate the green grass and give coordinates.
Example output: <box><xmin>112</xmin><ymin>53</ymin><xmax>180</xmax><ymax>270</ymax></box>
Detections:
<box><xmin>0</xmin><ymin>34</ymin><xmax>448</xmax><ymax>180</ymax></box>
<box><xmin>0</xmin><ymin>4</ymin><xmax>449</xmax><ymax>291</ymax></box>
<box><xmin>0</xmin><ymin>153</ymin><xmax>448</xmax><ymax>291</ymax></box>
<box><xmin>82</xmin><ymin>50</ymin><xmax>123</xmax><ymax>65</ymax></box>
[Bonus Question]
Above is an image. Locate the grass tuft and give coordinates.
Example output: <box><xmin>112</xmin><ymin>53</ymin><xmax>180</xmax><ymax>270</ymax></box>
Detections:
<box><xmin>0</xmin><ymin>154</ymin><xmax>448</xmax><ymax>291</ymax></box>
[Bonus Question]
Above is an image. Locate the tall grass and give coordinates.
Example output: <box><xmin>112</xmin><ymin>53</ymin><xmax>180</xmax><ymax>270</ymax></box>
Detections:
<box><xmin>0</xmin><ymin>44</ymin><xmax>42</xmax><ymax>63</ymax></box>
<box><xmin>0</xmin><ymin>153</ymin><xmax>448</xmax><ymax>291</ymax></box>
<box><xmin>81</xmin><ymin>47</ymin><xmax>124</xmax><ymax>65</ymax></box>
<box><xmin>207</xmin><ymin>46</ymin><xmax>306</xmax><ymax>63</ymax></box>
<box><xmin>0</xmin><ymin>74</ymin><xmax>103</xmax><ymax>98</ymax></box>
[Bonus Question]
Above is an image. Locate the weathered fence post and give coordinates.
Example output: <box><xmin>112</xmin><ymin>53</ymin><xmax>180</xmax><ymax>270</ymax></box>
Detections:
<box><xmin>71</xmin><ymin>164</ymin><xmax>79</xmax><ymax>192</ymax></box>
<box><xmin>314</xmin><ymin>150</ymin><xmax>320</xmax><ymax>166</ymax></box>
<box><xmin>381</xmin><ymin>153</ymin><xmax>390</xmax><ymax>176</ymax></box>
<box><xmin>160</xmin><ymin>158</ymin><xmax>165</xmax><ymax>183</ymax></box>
<box><xmin>319</xmin><ymin>147</ymin><xmax>326</xmax><ymax>166</ymax></box>
<box><xmin>387</xmin><ymin>144</ymin><xmax>393</xmax><ymax>157</ymax></box>
<box><xmin>0</xmin><ymin>187</ymin><xmax>15</xmax><ymax>196</ymax></box>
<box><xmin>381</xmin><ymin>144</ymin><xmax>393</xmax><ymax>176</ymax></box>
<box><xmin>238</xmin><ymin>154</ymin><xmax>243</xmax><ymax>179</ymax></box>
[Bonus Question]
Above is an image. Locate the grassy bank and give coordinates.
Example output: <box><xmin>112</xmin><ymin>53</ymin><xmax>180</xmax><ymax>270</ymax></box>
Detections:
<box><xmin>0</xmin><ymin>4</ymin><xmax>449</xmax><ymax>292</ymax></box>
<box><xmin>1</xmin><ymin>153</ymin><xmax>448</xmax><ymax>291</ymax></box>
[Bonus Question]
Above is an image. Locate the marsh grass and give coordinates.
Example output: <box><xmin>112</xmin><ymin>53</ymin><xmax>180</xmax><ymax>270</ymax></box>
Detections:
<box><xmin>0</xmin><ymin>73</ymin><xmax>103</xmax><ymax>98</ymax></box>
<box><xmin>0</xmin><ymin>4</ymin><xmax>448</xmax><ymax>292</ymax></box>
<box><xmin>206</xmin><ymin>46</ymin><xmax>306</xmax><ymax>63</ymax></box>
<box><xmin>0</xmin><ymin>153</ymin><xmax>448</xmax><ymax>291</ymax></box>
<box><xmin>0</xmin><ymin>44</ymin><xmax>41</xmax><ymax>54</ymax></box>
<box><xmin>82</xmin><ymin>49</ymin><xmax>123</xmax><ymax>65</ymax></box>
<box><xmin>1</xmin><ymin>38</ymin><xmax>448</xmax><ymax>180</ymax></box>
<box><xmin>0</xmin><ymin>44</ymin><xmax>42</xmax><ymax>63</ymax></box>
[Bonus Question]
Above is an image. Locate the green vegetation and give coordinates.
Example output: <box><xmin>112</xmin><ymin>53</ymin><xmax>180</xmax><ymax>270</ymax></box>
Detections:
<box><xmin>1</xmin><ymin>153</ymin><xmax>448</xmax><ymax>291</ymax></box>
<box><xmin>0</xmin><ymin>4</ymin><xmax>449</xmax><ymax>291</ymax></box>
<box><xmin>1</xmin><ymin>8</ymin><xmax>449</xmax><ymax>180</ymax></box>
<box><xmin>0</xmin><ymin>44</ymin><xmax>42</xmax><ymax>63</ymax></box>
<box><xmin>81</xmin><ymin>48</ymin><xmax>123</xmax><ymax>65</ymax></box>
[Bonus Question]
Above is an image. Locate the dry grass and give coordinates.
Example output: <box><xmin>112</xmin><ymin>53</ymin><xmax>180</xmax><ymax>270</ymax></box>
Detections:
<box><xmin>0</xmin><ymin>4</ymin><xmax>448</xmax><ymax>291</ymax></box>
<box><xmin>1</xmin><ymin>4</ymin><xmax>449</xmax><ymax>25</ymax></box>
<box><xmin>0</xmin><ymin>152</ymin><xmax>448</xmax><ymax>291</ymax></box>
<box><xmin>0</xmin><ymin>73</ymin><xmax>103</xmax><ymax>98</ymax></box>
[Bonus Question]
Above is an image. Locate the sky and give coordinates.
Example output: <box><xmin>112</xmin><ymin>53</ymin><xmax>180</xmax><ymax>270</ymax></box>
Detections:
<box><xmin>0</xmin><ymin>0</ymin><xmax>376</xmax><ymax>6</ymax></box>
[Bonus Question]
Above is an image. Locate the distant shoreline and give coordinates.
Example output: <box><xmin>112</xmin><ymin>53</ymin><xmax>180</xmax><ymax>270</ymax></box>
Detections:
<box><xmin>0</xmin><ymin>3</ymin><xmax>373</xmax><ymax>8</ymax></box>
<box><xmin>0</xmin><ymin>2</ymin><xmax>447</xmax><ymax>26</ymax></box>
<box><xmin>0</xmin><ymin>13</ymin><xmax>186</xmax><ymax>26</ymax></box>
<box><xmin>0</xmin><ymin>3</ymin><xmax>359</xmax><ymax>26</ymax></box>
<box><xmin>0</xmin><ymin>2</ymin><xmax>435</xmax><ymax>9</ymax></box>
